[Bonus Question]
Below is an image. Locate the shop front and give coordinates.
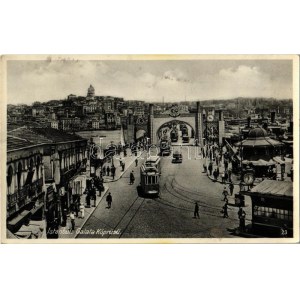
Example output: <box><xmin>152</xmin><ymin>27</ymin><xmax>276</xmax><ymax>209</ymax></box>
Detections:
<box><xmin>245</xmin><ymin>180</ymin><xmax>293</xmax><ymax>237</ymax></box>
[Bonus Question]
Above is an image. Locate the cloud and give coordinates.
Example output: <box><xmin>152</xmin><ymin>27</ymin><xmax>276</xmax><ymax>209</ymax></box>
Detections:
<box><xmin>7</xmin><ymin>60</ymin><xmax>293</xmax><ymax>104</ymax></box>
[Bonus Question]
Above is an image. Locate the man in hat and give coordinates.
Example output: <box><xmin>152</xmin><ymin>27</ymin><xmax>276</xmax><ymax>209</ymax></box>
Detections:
<box><xmin>194</xmin><ymin>202</ymin><xmax>200</xmax><ymax>219</ymax></box>
<box><xmin>106</xmin><ymin>192</ymin><xmax>112</xmax><ymax>209</ymax></box>
<box><xmin>222</xmin><ymin>186</ymin><xmax>229</xmax><ymax>201</ymax></box>
<box><xmin>130</xmin><ymin>170</ymin><xmax>135</xmax><ymax>185</ymax></box>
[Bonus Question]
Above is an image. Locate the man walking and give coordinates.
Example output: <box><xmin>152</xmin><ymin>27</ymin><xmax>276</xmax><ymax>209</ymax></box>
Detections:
<box><xmin>222</xmin><ymin>202</ymin><xmax>229</xmax><ymax>218</ymax></box>
<box><xmin>238</xmin><ymin>207</ymin><xmax>246</xmax><ymax>232</ymax></box>
<box><xmin>135</xmin><ymin>158</ymin><xmax>138</xmax><ymax>167</ymax></box>
<box><xmin>208</xmin><ymin>162</ymin><xmax>213</xmax><ymax>176</ymax></box>
<box><xmin>69</xmin><ymin>211</ymin><xmax>75</xmax><ymax>232</ymax></box>
<box><xmin>130</xmin><ymin>170</ymin><xmax>135</xmax><ymax>185</ymax></box>
<box><xmin>106</xmin><ymin>166</ymin><xmax>110</xmax><ymax>176</ymax></box>
<box><xmin>229</xmin><ymin>182</ymin><xmax>234</xmax><ymax>196</ymax></box>
<box><xmin>111</xmin><ymin>165</ymin><xmax>116</xmax><ymax>180</ymax></box>
<box><xmin>194</xmin><ymin>202</ymin><xmax>200</xmax><ymax>219</ymax></box>
<box><xmin>106</xmin><ymin>192</ymin><xmax>112</xmax><ymax>209</ymax></box>
<box><xmin>222</xmin><ymin>186</ymin><xmax>229</xmax><ymax>201</ymax></box>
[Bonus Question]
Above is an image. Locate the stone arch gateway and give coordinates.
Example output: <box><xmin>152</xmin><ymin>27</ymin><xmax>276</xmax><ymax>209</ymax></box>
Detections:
<box><xmin>148</xmin><ymin>102</ymin><xmax>204</xmax><ymax>146</ymax></box>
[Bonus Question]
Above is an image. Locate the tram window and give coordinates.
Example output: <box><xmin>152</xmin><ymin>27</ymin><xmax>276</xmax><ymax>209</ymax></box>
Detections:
<box><xmin>149</xmin><ymin>176</ymin><xmax>154</xmax><ymax>185</ymax></box>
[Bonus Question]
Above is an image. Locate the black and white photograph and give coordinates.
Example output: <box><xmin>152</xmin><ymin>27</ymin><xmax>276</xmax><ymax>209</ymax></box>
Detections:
<box><xmin>1</xmin><ymin>55</ymin><xmax>299</xmax><ymax>242</ymax></box>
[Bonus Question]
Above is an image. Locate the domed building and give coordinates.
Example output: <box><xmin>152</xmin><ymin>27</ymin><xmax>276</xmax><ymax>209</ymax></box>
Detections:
<box><xmin>235</xmin><ymin>127</ymin><xmax>284</xmax><ymax>177</ymax></box>
<box><xmin>87</xmin><ymin>84</ymin><xmax>95</xmax><ymax>98</ymax></box>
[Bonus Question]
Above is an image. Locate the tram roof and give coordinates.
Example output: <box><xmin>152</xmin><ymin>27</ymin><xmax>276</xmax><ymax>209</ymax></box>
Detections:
<box><xmin>145</xmin><ymin>156</ymin><xmax>160</xmax><ymax>163</ymax></box>
<box><xmin>140</xmin><ymin>164</ymin><xmax>159</xmax><ymax>173</ymax></box>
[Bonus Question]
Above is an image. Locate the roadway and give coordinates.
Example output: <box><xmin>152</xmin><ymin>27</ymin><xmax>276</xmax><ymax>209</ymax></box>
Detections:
<box><xmin>77</xmin><ymin>143</ymin><xmax>244</xmax><ymax>239</ymax></box>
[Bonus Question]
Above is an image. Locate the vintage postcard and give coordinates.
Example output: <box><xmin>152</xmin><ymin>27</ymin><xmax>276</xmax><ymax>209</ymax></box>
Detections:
<box><xmin>1</xmin><ymin>55</ymin><xmax>299</xmax><ymax>243</ymax></box>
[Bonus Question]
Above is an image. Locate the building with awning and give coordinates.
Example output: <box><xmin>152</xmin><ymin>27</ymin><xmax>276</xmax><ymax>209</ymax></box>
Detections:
<box><xmin>7</xmin><ymin>127</ymin><xmax>88</xmax><ymax>239</ymax></box>
<box><xmin>235</xmin><ymin>127</ymin><xmax>284</xmax><ymax>177</ymax></box>
<box><xmin>244</xmin><ymin>180</ymin><xmax>293</xmax><ymax>237</ymax></box>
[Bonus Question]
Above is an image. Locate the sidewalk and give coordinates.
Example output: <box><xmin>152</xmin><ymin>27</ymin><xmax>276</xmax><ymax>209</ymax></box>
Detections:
<box><xmin>99</xmin><ymin>150</ymin><xmax>144</xmax><ymax>183</ymax></box>
<box><xmin>58</xmin><ymin>186</ymin><xmax>109</xmax><ymax>239</ymax></box>
<box><xmin>57</xmin><ymin>150</ymin><xmax>144</xmax><ymax>239</ymax></box>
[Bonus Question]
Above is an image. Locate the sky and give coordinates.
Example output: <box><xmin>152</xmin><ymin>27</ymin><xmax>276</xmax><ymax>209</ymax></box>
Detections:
<box><xmin>7</xmin><ymin>58</ymin><xmax>293</xmax><ymax>105</ymax></box>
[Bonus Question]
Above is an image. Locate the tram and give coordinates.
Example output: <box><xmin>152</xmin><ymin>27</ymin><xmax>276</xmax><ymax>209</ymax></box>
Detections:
<box><xmin>140</xmin><ymin>157</ymin><xmax>161</xmax><ymax>196</ymax></box>
<box><xmin>182</xmin><ymin>133</ymin><xmax>190</xmax><ymax>143</ymax></box>
<box><xmin>160</xmin><ymin>138</ymin><xmax>171</xmax><ymax>156</ymax></box>
<box><xmin>170</xmin><ymin>129</ymin><xmax>178</xmax><ymax>142</ymax></box>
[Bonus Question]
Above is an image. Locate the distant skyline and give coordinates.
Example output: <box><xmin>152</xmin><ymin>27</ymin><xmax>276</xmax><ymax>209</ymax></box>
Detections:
<box><xmin>7</xmin><ymin>59</ymin><xmax>293</xmax><ymax>105</ymax></box>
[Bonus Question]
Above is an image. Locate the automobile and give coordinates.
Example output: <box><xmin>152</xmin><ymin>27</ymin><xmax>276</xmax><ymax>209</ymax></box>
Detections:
<box><xmin>172</xmin><ymin>151</ymin><xmax>182</xmax><ymax>163</ymax></box>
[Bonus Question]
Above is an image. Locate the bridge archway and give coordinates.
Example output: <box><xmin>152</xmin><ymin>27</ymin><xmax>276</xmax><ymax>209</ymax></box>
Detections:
<box><xmin>156</xmin><ymin>119</ymin><xmax>195</xmax><ymax>142</ymax></box>
<box><xmin>149</xmin><ymin>102</ymin><xmax>204</xmax><ymax>146</ymax></box>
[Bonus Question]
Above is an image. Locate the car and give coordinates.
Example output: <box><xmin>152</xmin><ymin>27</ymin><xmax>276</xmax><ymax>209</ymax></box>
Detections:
<box><xmin>172</xmin><ymin>152</ymin><xmax>182</xmax><ymax>163</ymax></box>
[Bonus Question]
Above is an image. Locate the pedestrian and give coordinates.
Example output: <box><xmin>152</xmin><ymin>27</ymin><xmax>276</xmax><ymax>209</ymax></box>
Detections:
<box><xmin>70</xmin><ymin>211</ymin><xmax>75</xmax><ymax>232</ymax></box>
<box><xmin>62</xmin><ymin>209</ymin><xmax>67</xmax><ymax>227</ymax></box>
<box><xmin>119</xmin><ymin>159</ymin><xmax>123</xmax><ymax>167</ymax></box>
<box><xmin>221</xmin><ymin>172</ymin><xmax>226</xmax><ymax>183</ymax></box>
<box><xmin>121</xmin><ymin>162</ymin><xmax>125</xmax><ymax>172</ymax></box>
<box><xmin>194</xmin><ymin>202</ymin><xmax>200</xmax><ymax>218</ymax></box>
<box><xmin>224</xmin><ymin>171</ymin><xmax>228</xmax><ymax>182</ymax></box>
<box><xmin>79</xmin><ymin>203</ymin><xmax>85</xmax><ymax>218</ymax></box>
<box><xmin>224</xmin><ymin>159</ymin><xmax>228</xmax><ymax>171</ymax></box>
<box><xmin>130</xmin><ymin>170</ymin><xmax>135</xmax><ymax>185</ymax></box>
<box><xmin>213</xmin><ymin>169</ymin><xmax>218</xmax><ymax>181</ymax></box>
<box><xmin>222</xmin><ymin>186</ymin><xmax>229</xmax><ymax>201</ymax></box>
<box><xmin>90</xmin><ymin>186</ymin><xmax>96</xmax><ymax>207</ymax></box>
<box><xmin>216</xmin><ymin>167</ymin><xmax>220</xmax><ymax>178</ymax></box>
<box><xmin>106</xmin><ymin>166</ymin><xmax>110</xmax><ymax>176</ymax></box>
<box><xmin>106</xmin><ymin>192</ymin><xmax>112</xmax><ymax>209</ymax></box>
<box><xmin>135</xmin><ymin>158</ymin><xmax>138</xmax><ymax>167</ymax></box>
<box><xmin>111</xmin><ymin>165</ymin><xmax>116</xmax><ymax>180</ymax></box>
<box><xmin>238</xmin><ymin>207</ymin><xmax>246</xmax><ymax>232</ymax></box>
<box><xmin>229</xmin><ymin>182</ymin><xmax>234</xmax><ymax>196</ymax></box>
<box><xmin>208</xmin><ymin>162</ymin><xmax>213</xmax><ymax>176</ymax></box>
<box><xmin>222</xmin><ymin>202</ymin><xmax>229</xmax><ymax>218</ymax></box>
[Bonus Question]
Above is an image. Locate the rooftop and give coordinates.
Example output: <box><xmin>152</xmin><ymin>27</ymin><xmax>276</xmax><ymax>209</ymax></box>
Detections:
<box><xmin>7</xmin><ymin>127</ymin><xmax>86</xmax><ymax>151</ymax></box>
<box><xmin>250</xmin><ymin>180</ymin><xmax>293</xmax><ymax>198</ymax></box>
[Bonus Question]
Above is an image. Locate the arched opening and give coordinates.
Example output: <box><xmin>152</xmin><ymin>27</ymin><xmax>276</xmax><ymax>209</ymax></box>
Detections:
<box><xmin>156</xmin><ymin>120</ymin><xmax>195</xmax><ymax>144</ymax></box>
<box><xmin>36</xmin><ymin>156</ymin><xmax>41</xmax><ymax>179</ymax></box>
<box><xmin>17</xmin><ymin>162</ymin><xmax>22</xmax><ymax>189</ymax></box>
<box><xmin>25</xmin><ymin>158</ymin><xmax>35</xmax><ymax>185</ymax></box>
<box><xmin>7</xmin><ymin>165</ymin><xmax>13</xmax><ymax>193</ymax></box>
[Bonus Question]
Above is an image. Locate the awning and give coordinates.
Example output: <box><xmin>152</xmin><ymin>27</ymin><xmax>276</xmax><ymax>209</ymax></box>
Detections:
<box><xmin>136</xmin><ymin>129</ymin><xmax>146</xmax><ymax>140</ymax></box>
<box><xmin>14</xmin><ymin>220</ymin><xmax>46</xmax><ymax>239</ymax></box>
<box><xmin>7</xmin><ymin>210</ymin><xmax>32</xmax><ymax>233</ymax></box>
<box><xmin>243</xmin><ymin>159</ymin><xmax>276</xmax><ymax>166</ymax></box>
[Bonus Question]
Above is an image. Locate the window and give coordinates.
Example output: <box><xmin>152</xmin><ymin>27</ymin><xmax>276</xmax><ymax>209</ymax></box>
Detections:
<box><xmin>253</xmin><ymin>206</ymin><xmax>292</xmax><ymax>221</ymax></box>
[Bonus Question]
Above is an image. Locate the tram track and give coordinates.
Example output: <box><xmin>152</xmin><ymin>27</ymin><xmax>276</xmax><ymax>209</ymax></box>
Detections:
<box><xmin>161</xmin><ymin>176</ymin><xmax>247</xmax><ymax>221</ymax></box>
<box><xmin>107</xmin><ymin>195</ymin><xmax>146</xmax><ymax>238</ymax></box>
